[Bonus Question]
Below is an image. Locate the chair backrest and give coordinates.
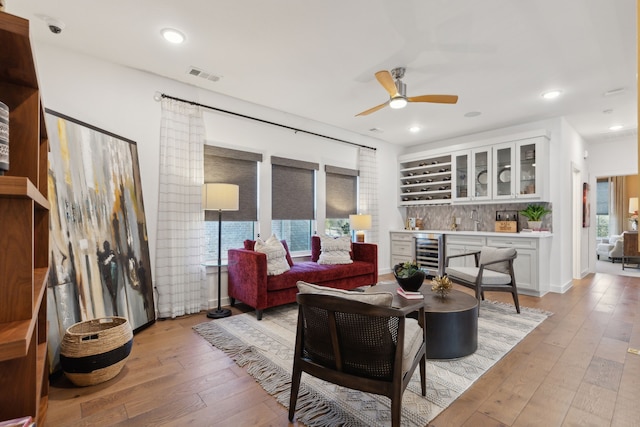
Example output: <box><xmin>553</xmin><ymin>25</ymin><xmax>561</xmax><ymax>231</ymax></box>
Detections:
<box><xmin>479</xmin><ymin>246</ymin><xmax>517</xmax><ymax>273</ymax></box>
<box><xmin>296</xmin><ymin>293</ymin><xmax>403</xmax><ymax>381</ymax></box>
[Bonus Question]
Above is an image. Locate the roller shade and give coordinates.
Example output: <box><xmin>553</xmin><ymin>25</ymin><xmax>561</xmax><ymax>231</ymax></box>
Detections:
<box><xmin>204</xmin><ymin>145</ymin><xmax>262</xmax><ymax>221</ymax></box>
<box><xmin>272</xmin><ymin>156</ymin><xmax>318</xmax><ymax>220</ymax></box>
<box><xmin>325</xmin><ymin>165</ymin><xmax>358</xmax><ymax>219</ymax></box>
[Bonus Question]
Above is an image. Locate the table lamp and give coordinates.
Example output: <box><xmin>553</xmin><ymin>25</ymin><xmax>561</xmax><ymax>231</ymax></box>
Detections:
<box><xmin>349</xmin><ymin>214</ymin><xmax>372</xmax><ymax>242</ymax></box>
<box><xmin>203</xmin><ymin>183</ymin><xmax>239</xmax><ymax>318</ymax></box>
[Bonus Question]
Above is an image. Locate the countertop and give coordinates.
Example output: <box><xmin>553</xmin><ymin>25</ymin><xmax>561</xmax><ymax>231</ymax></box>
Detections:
<box><xmin>391</xmin><ymin>229</ymin><xmax>553</xmax><ymax>238</ymax></box>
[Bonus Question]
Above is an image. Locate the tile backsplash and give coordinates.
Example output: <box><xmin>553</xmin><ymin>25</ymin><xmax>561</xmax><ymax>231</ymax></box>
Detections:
<box><xmin>405</xmin><ymin>202</ymin><xmax>552</xmax><ymax>232</ymax></box>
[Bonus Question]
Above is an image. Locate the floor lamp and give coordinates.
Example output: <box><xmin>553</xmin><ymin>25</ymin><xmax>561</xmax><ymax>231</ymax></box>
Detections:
<box><xmin>202</xmin><ymin>183</ymin><xmax>239</xmax><ymax>319</ymax></box>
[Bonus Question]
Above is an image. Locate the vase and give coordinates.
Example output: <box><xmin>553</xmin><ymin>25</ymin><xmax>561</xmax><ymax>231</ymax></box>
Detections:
<box><xmin>527</xmin><ymin>221</ymin><xmax>542</xmax><ymax>230</ymax></box>
<box><xmin>393</xmin><ymin>265</ymin><xmax>425</xmax><ymax>292</ymax></box>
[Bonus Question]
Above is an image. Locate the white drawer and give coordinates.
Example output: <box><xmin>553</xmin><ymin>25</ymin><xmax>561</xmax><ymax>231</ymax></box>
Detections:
<box><xmin>390</xmin><ymin>232</ymin><xmax>414</xmax><ymax>243</ymax></box>
<box><xmin>445</xmin><ymin>235</ymin><xmax>486</xmax><ymax>246</ymax></box>
<box><xmin>487</xmin><ymin>237</ymin><xmax>537</xmax><ymax>249</ymax></box>
<box><xmin>391</xmin><ymin>242</ymin><xmax>413</xmax><ymax>256</ymax></box>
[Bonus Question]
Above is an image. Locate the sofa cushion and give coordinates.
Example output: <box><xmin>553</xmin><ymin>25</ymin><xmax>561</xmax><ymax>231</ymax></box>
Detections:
<box><xmin>311</xmin><ymin>235</ymin><xmax>353</xmax><ymax>262</ymax></box>
<box><xmin>445</xmin><ymin>266</ymin><xmax>513</xmax><ymax>285</ymax></box>
<box><xmin>245</xmin><ymin>238</ymin><xmax>294</xmax><ymax>267</ymax></box>
<box><xmin>317</xmin><ymin>235</ymin><xmax>353</xmax><ymax>265</ymax></box>
<box><xmin>254</xmin><ymin>235</ymin><xmax>290</xmax><ymax>275</ymax></box>
<box><xmin>297</xmin><ymin>281</ymin><xmax>393</xmax><ymax>307</ymax></box>
<box><xmin>266</xmin><ymin>261</ymin><xmax>374</xmax><ymax>292</ymax></box>
<box><xmin>478</xmin><ymin>246</ymin><xmax>516</xmax><ymax>274</ymax></box>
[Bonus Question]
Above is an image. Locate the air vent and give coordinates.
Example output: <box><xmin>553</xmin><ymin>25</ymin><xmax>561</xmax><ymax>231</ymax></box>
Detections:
<box><xmin>186</xmin><ymin>66</ymin><xmax>221</xmax><ymax>82</ymax></box>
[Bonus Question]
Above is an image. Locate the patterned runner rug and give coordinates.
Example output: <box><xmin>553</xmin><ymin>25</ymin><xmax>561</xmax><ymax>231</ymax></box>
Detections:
<box><xmin>193</xmin><ymin>299</ymin><xmax>550</xmax><ymax>427</ymax></box>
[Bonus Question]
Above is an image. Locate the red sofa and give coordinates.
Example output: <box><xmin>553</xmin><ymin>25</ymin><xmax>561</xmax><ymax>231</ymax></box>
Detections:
<box><xmin>227</xmin><ymin>235</ymin><xmax>378</xmax><ymax>319</ymax></box>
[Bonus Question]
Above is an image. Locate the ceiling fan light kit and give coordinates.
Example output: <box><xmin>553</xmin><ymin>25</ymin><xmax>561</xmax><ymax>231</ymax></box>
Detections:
<box><xmin>356</xmin><ymin>67</ymin><xmax>458</xmax><ymax>116</ymax></box>
<box><xmin>390</xmin><ymin>97</ymin><xmax>408</xmax><ymax>109</ymax></box>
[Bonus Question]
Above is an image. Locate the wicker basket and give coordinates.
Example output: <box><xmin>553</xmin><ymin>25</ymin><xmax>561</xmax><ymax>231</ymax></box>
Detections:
<box><xmin>60</xmin><ymin>317</ymin><xmax>133</xmax><ymax>387</ymax></box>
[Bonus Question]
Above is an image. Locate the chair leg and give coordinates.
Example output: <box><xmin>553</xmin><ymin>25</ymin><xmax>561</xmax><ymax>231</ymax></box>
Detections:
<box><xmin>256</xmin><ymin>309</ymin><xmax>263</xmax><ymax>320</ymax></box>
<box><xmin>391</xmin><ymin>389</ymin><xmax>402</xmax><ymax>427</ymax></box>
<box><xmin>288</xmin><ymin>363</ymin><xmax>302</xmax><ymax>421</ymax></box>
<box><xmin>511</xmin><ymin>287</ymin><xmax>520</xmax><ymax>314</ymax></box>
<box><xmin>419</xmin><ymin>354</ymin><xmax>426</xmax><ymax>396</ymax></box>
<box><xmin>475</xmin><ymin>285</ymin><xmax>482</xmax><ymax>315</ymax></box>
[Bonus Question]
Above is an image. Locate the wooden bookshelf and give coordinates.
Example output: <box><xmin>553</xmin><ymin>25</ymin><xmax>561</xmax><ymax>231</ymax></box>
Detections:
<box><xmin>0</xmin><ymin>11</ymin><xmax>50</xmax><ymax>425</ymax></box>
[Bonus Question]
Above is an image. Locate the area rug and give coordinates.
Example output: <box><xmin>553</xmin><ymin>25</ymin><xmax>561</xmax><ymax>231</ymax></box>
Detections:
<box><xmin>193</xmin><ymin>300</ymin><xmax>551</xmax><ymax>427</ymax></box>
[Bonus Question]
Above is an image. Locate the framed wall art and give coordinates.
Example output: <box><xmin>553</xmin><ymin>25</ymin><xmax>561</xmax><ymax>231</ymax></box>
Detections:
<box><xmin>45</xmin><ymin>110</ymin><xmax>154</xmax><ymax>370</ymax></box>
<box><xmin>583</xmin><ymin>182</ymin><xmax>590</xmax><ymax>228</ymax></box>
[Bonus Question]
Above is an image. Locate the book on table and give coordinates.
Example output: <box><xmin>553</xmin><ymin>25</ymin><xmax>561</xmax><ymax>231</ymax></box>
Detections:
<box><xmin>397</xmin><ymin>288</ymin><xmax>424</xmax><ymax>299</ymax></box>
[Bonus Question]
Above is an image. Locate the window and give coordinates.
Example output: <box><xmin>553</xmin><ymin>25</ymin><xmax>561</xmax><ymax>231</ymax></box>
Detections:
<box><xmin>325</xmin><ymin>165</ymin><xmax>358</xmax><ymax>237</ymax></box>
<box><xmin>596</xmin><ymin>178</ymin><xmax>610</xmax><ymax>238</ymax></box>
<box><xmin>271</xmin><ymin>156</ymin><xmax>319</xmax><ymax>253</ymax></box>
<box><xmin>204</xmin><ymin>146</ymin><xmax>262</xmax><ymax>261</ymax></box>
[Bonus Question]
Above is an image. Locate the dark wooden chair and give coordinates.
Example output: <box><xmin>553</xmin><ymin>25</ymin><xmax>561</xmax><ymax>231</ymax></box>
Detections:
<box><xmin>445</xmin><ymin>246</ymin><xmax>520</xmax><ymax>313</ymax></box>
<box><xmin>289</xmin><ymin>293</ymin><xmax>426</xmax><ymax>427</ymax></box>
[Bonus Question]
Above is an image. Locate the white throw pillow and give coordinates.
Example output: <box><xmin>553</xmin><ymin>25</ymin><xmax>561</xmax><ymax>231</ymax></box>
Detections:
<box><xmin>317</xmin><ymin>235</ymin><xmax>353</xmax><ymax>265</ymax></box>
<box><xmin>254</xmin><ymin>234</ymin><xmax>291</xmax><ymax>275</ymax></box>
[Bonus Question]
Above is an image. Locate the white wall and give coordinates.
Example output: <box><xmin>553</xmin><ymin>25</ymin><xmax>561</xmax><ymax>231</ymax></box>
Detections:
<box><xmin>33</xmin><ymin>43</ymin><xmax>402</xmax><ymax>309</ymax></box>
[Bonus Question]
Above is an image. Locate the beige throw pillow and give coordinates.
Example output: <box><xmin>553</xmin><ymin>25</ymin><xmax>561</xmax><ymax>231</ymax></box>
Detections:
<box><xmin>255</xmin><ymin>234</ymin><xmax>291</xmax><ymax>275</ymax></box>
<box><xmin>297</xmin><ymin>281</ymin><xmax>393</xmax><ymax>307</ymax></box>
<box><xmin>317</xmin><ymin>235</ymin><xmax>353</xmax><ymax>265</ymax></box>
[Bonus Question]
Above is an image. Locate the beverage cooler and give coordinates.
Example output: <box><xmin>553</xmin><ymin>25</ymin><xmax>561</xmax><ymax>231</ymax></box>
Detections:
<box><xmin>414</xmin><ymin>233</ymin><xmax>445</xmax><ymax>278</ymax></box>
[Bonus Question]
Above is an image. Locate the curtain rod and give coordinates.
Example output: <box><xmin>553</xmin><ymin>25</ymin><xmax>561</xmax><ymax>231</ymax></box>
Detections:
<box><xmin>158</xmin><ymin>93</ymin><xmax>376</xmax><ymax>151</ymax></box>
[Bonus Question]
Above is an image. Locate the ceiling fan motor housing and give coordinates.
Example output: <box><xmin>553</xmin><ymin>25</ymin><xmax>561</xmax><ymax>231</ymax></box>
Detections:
<box><xmin>395</xmin><ymin>80</ymin><xmax>407</xmax><ymax>97</ymax></box>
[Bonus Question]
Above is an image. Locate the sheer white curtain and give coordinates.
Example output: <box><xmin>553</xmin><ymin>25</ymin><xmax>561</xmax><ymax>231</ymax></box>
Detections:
<box><xmin>156</xmin><ymin>98</ymin><xmax>206</xmax><ymax>318</ymax></box>
<box><xmin>609</xmin><ymin>176</ymin><xmax>626</xmax><ymax>235</ymax></box>
<box><xmin>358</xmin><ymin>147</ymin><xmax>379</xmax><ymax>243</ymax></box>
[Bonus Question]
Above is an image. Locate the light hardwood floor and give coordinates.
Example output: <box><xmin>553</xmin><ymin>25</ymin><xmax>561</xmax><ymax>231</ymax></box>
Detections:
<box><xmin>46</xmin><ymin>272</ymin><xmax>640</xmax><ymax>426</ymax></box>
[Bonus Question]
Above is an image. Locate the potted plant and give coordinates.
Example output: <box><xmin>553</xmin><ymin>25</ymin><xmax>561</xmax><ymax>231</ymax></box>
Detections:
<box><xmin>393</xmin><ymin>260</ymin><xmax>426</xmax><ymax>292</ymax></box>
<box><xmin>519</xmin><ymin>204</ymin><xmax>551</xmax><ymax>230</ymax></box>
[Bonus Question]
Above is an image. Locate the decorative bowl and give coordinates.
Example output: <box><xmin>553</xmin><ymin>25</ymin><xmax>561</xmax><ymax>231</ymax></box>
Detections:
<box><xmin>393</xmin><ymin>264</ymin><xmax>426</xmax><ymax>292</ymax></box>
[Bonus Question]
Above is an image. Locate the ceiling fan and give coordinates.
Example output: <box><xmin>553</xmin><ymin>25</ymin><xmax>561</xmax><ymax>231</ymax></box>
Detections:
<box><xmin>356</xmin><ymin>67</ymin><xmax>458</xmax><ymax>116</ymax></box>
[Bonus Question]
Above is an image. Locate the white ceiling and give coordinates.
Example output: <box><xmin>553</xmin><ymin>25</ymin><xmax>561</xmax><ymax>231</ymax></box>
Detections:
<box><xmin>8</xmin><ymin>0</ymin><xmax>638</xmax><ymax>146</ymax></box>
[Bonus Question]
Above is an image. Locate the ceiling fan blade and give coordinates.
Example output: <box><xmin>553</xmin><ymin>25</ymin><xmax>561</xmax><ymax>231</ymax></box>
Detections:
<box><xmin>407</xmin><ymin>94</ymin><xmax>459</xmax><ymax>104</ymax></box>
<box><xmin>375</xmin><ymin>70</ymin><xmax>398</xmax><ymax>97</ymax></box>
<box><xmin>355</xmin><ymin>101</ymin><xmax>389</xmax><ymax>117</ymax></box>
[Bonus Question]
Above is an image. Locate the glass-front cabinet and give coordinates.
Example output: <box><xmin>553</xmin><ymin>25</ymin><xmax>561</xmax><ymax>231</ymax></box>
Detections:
<box><xmin>452</xmin><ymin>148</ymin><xmax>491</xmax><ymax>202</ymax></box>
<box><xmin>492</xmin><ymin>138</ymin><xmax>541</xmax><ymax>201</ymax></box>
<box><xmin>399</xmin><ymin>132</ymin><xmax>548</xmax><ymax>206</ymax></box>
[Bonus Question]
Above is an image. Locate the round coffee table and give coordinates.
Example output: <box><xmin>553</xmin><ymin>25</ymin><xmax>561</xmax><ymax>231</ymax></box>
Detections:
<box><xmin>422</xmin><ymin>289</ymin><xmax>478</xmax><ymax>359</ymax></box>
<box><xmin>371</xmin><ymin>283</ymin><xmax>478</xmax><ymax>359</ymax></box>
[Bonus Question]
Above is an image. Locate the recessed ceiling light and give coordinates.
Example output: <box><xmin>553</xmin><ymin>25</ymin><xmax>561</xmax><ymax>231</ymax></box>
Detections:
<box><xmin>541</xmin><ymin>90</ymin><xmax>562</xmax><ymax>99</ymax></box>
<box><xmin>464</xmin><ymin>111</ymin><xmax>481</xmax><ymax>118</ymax></box>
<box><xmin>409</xmin><ymin>126</ymin><xmax>421</xmax><ymax>133</ymax></box>
<box><xmin>609</xmin><ymin>125</ymin><xmax>623</xmax><ymax>131</ymax></box>
<box><xmin>161</xmin><ymin>28</ymin><xmax>185</xmax><ymax>44</ymax></box>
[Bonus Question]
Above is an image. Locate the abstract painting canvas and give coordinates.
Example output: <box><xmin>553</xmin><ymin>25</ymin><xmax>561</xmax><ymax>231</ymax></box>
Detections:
<box><xmin>45</xmin><ymin>110</ymin><xmax>154</xmax><ymax>370</ymax></box>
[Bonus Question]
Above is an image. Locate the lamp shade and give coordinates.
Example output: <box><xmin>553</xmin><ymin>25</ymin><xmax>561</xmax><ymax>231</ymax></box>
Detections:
<box><xmin>630</xmin><ymin>197</ymin><xmax>639</xmax><ymax>214</ymax></box>
<box><xmin>349</xmin><ymin>214</ymin><xmax>372</xmax><ymax>231</ymax></box>
<box><xmin>202</xmin><ymin>183</ymin><xmax>239</xmax><ymax>211</ymax></box>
